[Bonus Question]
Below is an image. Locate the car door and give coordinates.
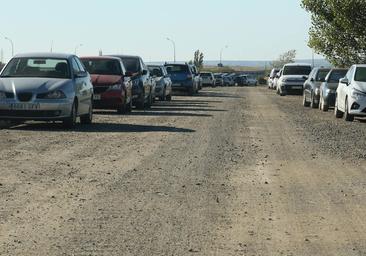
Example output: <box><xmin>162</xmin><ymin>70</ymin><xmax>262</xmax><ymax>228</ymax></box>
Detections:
<box><xmin>338</xmin><ymin>67</ymin><xmax>353</xmax><ymax>111</ymax></box>
<box><xmin>140</xmin><ymin>59</ymin><xmax>151</xmax><ymax>98</ymax></box>
<box><xmin>71</xmin><ymin>57</ymin><xmax>88</xmax><ymax>115</ymax></box>
<box><xmin>305</xmin><ymin>69</ymin><xmax>315</xmax><ymax>99</ymax></box>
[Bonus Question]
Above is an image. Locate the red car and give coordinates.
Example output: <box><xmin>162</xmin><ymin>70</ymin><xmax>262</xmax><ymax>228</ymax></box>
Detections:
<box><xmin>80</xmin><ymin>56</ymin><xmax>133</xmax><ymax>114</ymax></box>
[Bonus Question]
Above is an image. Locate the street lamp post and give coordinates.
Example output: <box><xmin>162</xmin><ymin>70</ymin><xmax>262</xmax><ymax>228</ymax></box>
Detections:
<box><xmin>166</xmin><ymin>38</ymin><xmax>176</xmax><ymax>63</ymax></box>
<box><xmin>74</xmin><ymin>44</ymin><xmax>83</xmax><ymax>55</ymax></box>
<box><xmin>220</xmin><ymin>45</ymin><xmax>228</xmax><ymax>66</ymax></box>
<box><xmin>4</xmin><ymin>36</ymin><xmax>14</xmax><ymax>57</ymax></box>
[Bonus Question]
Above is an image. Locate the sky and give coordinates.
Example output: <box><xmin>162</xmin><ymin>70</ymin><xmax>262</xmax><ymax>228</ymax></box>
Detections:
<box><xmin>0</xmin><ymin>0</ymin><xmax>318</xmax><ymax>62</ymax></box>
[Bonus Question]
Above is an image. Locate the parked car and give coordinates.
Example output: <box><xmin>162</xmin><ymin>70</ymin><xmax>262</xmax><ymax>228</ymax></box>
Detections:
<box><xmin>109</xmin><ymin>55</ymin><xmax>154</xmax><ymax>109</ymax></box>
<box><xmin>148</xmin><ymin>65</ymin><xmax>172</xmax><ymax>101</ymax></box>
<box><xmin>335</xmin><ymin>65</ymin><xmax>366</xmax><ymax>121</ymax></box>
<box><xmin>0</xmin><ymin>53</ymin><xmax>93</xmax><ymax>128</ymax></box>
<box><xmin>223</xmin><ymin>76</ymin><xmax>235</xmax><ymax>86</ymax></box>
<box><xmin>272</xmin><ymin>69</ymin><xmax>283</xmax><ymax>90</ymax></box>
<box><xmin>214</xmin><ymin>73</ymin><xmax>224</xmax><ymax>86</ymax></box>
<box><xmin>303</xmin><ymin>67</ymin><xmax>331</xmax><ymax>108</ymax></box>
<box><xmin>164</xmin><ymin>63</ymin><xmax>198</xmax><ymax>95</ymax></box>
<box><xmin>235</xmin><ymin>75</ymin><xmax>248</xmax><ymax>86</ymax></box>
<box><xmin>200</xmin><ymin>72</ymin><xmax>216</xmax><ymax>87</ymax></box>
<box><xmin>277</xmin><ymin>63</ymin><xmax>312</xmax><ymax>96</ymax></box>
<box><xmin>268</xmin><ymin>68</ymin><xmax>280</xmax><ymax>89</ymax></box>
<box><xmin>81</xmin><ymin>56</ymin><xmax>132</xmax><ymax>114</ymax></box>
<box><xmin>247</xmin><ymin>76</ymin><xmax>258</xmax><ymax>86</ymax></box>
<box><xmin>190</xmin><ymin>65</ymin><xmax>202</xmax><ymax>90</ymax></box>
<box><xmin>318</xmin><ymin>68</ymin><xmax>348</xmax><ymax>111</ymax></box>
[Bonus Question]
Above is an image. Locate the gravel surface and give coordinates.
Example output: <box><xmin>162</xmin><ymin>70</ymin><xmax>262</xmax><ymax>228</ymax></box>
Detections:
<box><xmin>0</xmin><ymin>86</ymin><xmax>366</xmax><ymax>255</ymax></box>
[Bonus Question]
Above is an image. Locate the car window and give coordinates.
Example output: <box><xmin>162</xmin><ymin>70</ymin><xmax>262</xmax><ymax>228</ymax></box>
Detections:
<box><xmin>0</xmin><ymin>57</ymin><xmax>71</xmax><ymax>79</ymax></box>
<box><xmin>316</xmin><ymin>69</ymin><xmax>330</xmax><ymax>81</ymax></box>
<box><xmin>121</xmin><ymin>57</ymin><xmax>141</xmax><ymax>73</ymax></box>
<box><xmin>346</xmin><ymin>67</ymin><xmax>354</xmax><ymax>81</ymax></box>
<box><xmin>71</xmin><ymin>58</ymin><xmax>81</xmax><ymax>74</ymax></box>
<box><xmin>75</xmin><ymin>57</ymin><xmax>86</xmax><ymax>72</ymax></box>
<box><xmin>354</xmin><ymin>67</ymin><xmax>366</xmax><ymax>82</ymax></box>
<box><xmin>82</xmin><ymin>59</ymin><xmax>123</xmax><ymax>75</ymax></box>
<box><xmin>165</xmin><ymin>65</ymin><xmax>190</xmax><ymax>73</ymax></box>
<box><xmin>148</xmin><ymin>67</ymin><xmax>163</xmax><ymax>77</ymax></box>
<box><xmin>328</xmin><ymin>70</ymin><xmax>347</xmax><ymax>83</ymax></box>
<box><xmin>283</xmin><ymin>66</ymin><xmax>312</xmax><ymax>76</ymax></box>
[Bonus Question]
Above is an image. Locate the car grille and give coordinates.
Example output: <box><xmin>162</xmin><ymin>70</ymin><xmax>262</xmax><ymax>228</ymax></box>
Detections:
<box><xmin>93</xmin><ymin>86</ymin><xmax>109</xmax><ymax>94</ymax></box>
<box><xmin>0</xmin><ymin>110</ymin><xmax>61</xmax><ymax>118</ymax></box>
<box><xmin>17</xmin><ymin>93</ymin><xmax>33</xmax><ymax>102</ymax></box>
<box><xmin>286</xmin><ymin>79</ymin><xmax>305</xmax><ymax>83</ymax></box>
<box><xmin>5</xmin><ymin>92</ymin><xmax>14</xmax><ymax>98</ymax></box>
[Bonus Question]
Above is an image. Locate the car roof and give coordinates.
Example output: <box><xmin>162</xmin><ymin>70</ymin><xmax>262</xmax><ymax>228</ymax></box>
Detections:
<box><xmin>164</xmin><ymin>63</ymin><xmax>188</xmax><ymax>66</ymax></box>
<box><xmin>108</xmin><ymin>55</ymin><xmax>141</xmax><ymax>59</ymax></box>
<box><xmin>80</xmin><ymin>56</ymin><xmax>122</xmax><ymax>61</ymax></box>
<box><xmin>353</xmin><ymin>64</ymin><xmax>366</xmax><ymax>68</ymax></box>
<box><xmin>284</xmin><ymin>63</ymin><xmax>312</xmax><ymax>67</ymax></box>
<box><xmin>147</xmin><ymin>64</ymin><xmax>164</xmax><ymax>67</ymax></box>
<box><xmin>14</xmin><ymin>52</ymin><xmax>74</xmax><ymax>59</ymax></box>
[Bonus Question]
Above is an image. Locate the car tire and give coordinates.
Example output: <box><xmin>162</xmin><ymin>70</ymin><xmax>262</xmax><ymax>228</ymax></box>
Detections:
<box><xmin>188</xmin><ymin>87</ymin><xmax>194</xmax><ymax>96</ymax></box>
<box><xmin>334</xmin><ymin>97</ymin><xmax>343</xmax><ymax>118</ymax></box>
<box><xmin>310</xmin><ymin>92</ymin><xmax>318</xmax><ymax>108</ymax></box>
<box><xmin>321</xmin><ymin>97</ymin><xmax>329</xmax><ymax>112</ymax></box>
<box><xmin>126</xmin><ymin>96</ymin><xmax>133</xmax><ymax>113</ymax></box>
<box><xmin>63</xmin><ymin>101</ymin><xmax>77</xmax><ymax>128</ymax></box>
<box><xmin>344</xmin><ymin>99</ymin><xmax>354</xmax><ymax>122</ymax></box>
<box><xmin>303</xmin><ymin>92</ymin><xmax>310</xmax><ymax>107</ymax></box>
<box><xmin>166</xmin><ymin>94</ymin><xmax>172</xmax><ymax>101</ymax></box>
<box><xmin>117</xmin><ymin>95</ymin><xmax>128</xmax><ymax>114</ymax></box>
<box><xmin>160</xmin><ymin>89</ymin><xmax>166</xmax><ymax>101</ymax></box>
<box><xmin>80</xmin><ymin>102</ymin><xmax>93</xmax><ymax>125</ymax></box>
<box><xmin>146</xmin><ymin>91</ymin><xmax>153</xmax><ymax>109</ymax></box>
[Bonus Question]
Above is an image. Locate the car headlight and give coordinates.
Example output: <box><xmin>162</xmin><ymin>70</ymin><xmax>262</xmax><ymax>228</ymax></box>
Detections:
<box><xmin>38</xmin><ymin>90</ymin><xmax>66</xmax><ymax>99</ymax></box>
<box><xmin>108</xmin><ymin>83</ymin><xmax>123</xmax><ymax>90</ymax></box>
<box><xmin>351</xmin><ymin>89</ymin><xmax>366</xmax><ymax>100</ymax></box>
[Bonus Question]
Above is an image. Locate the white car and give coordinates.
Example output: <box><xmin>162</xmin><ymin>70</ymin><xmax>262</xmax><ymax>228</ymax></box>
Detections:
<box><xmin>272</xmin><ymin>69</ymin><xmax>283</xmax><ymax>90</ymax></box>
<box><xmin>335</xmin><ymin>64</ymin><xmax>366</xmax><ymax>122</ymax></box>
<box><xmin>277</xmin><ymin>63</ymin><xmax>312</xmax><ymax>96</ymax></box>
<box><xmin>200</xmin><ymin>72</ymin><xmax>215</xmax><ymax>87</ymax></box>
<box><xmin>268</xmin><ymin>68</ymin><xmax>280</xmax><ymax>89</ymax></box>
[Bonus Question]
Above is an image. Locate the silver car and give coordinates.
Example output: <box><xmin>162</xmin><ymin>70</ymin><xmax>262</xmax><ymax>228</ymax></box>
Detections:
<box><xmin>0</xmin><ymin>53</ymin><xmax>94</xmax><ymax>128</ymax></box>
<box><xmin>319</xmin><ymin>68</ymin><xmax>348</xmax><ymax>111</ymax></box>
<box><xmin>148</xmin><ymin>65</ymin><xmax>172</xmax><ymax>101</ymax></box>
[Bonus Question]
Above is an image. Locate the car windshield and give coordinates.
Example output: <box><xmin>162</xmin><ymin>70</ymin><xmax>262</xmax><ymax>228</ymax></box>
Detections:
<box><xmin>316</xmin><ymin>69</ymin><xmax>330</xmax><ymax>81</ymax></box>
<box><xmin>0</xmin><ymin>57</ymin><xmax>71</xmax><ymax>79</ymax></box>
<box><xmin>165</xmin><ymin>65</ymin><xmax>189</xmax><ymax>73</ymax></box>
<box><xmin>214</xmin><ymin>75</ymin><xmax>222</xmax><ymax>78</ymax></box>
<box><xmin>149</xmin><ymin>67</ymin><xmax>163</xmax><ymax>77</ymax></box>
<box><xmin>121</xmin><ymin>57</ymin><xmax>141</xmax><ymax>73</ymax></box>
<box><xmin>283</xmin><ymin>66</ymin><xmax>312</xmax><ymax>76</ymax></box>
<box><xmin>354</xmin><ymin>67</ymin><xmax>366</xmax><ymax>82</ymax></box>
<box><xmin>329</xmin><ymin>70</ymin><xmax>347</xmax><ymax>83</ymax></box>
<box><xmin>82</xmin><ymin>59</ymin><xmax>122</xmax><ymax>75</ymax></box>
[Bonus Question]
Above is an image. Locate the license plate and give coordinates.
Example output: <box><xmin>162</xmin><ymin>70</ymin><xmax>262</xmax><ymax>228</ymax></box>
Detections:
<box><xmin>9</xmin><ymin>103</ymin><xmax>40</xmax><ymax>110</ymax></box>
<box><xmin>93</xmin><ymin>94</ymin><xmax>101</xmax><ymax>100</ymax></box>
<box><xmin>292</xmin><ymin>86</ymin><xmax>302</xmax><ymax>89</ymax></box>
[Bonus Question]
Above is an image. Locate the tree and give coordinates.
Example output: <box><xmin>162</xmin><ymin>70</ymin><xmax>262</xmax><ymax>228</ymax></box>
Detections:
<box><xmin>302</xmin><ymin>0</ymin><xmax>366</xmax><ymax>67</ymax></box>
<box><xmin>272</xmin><ymin>50</ymin><xmax>297</xmax><ymax>68</ymax></box>
<box><xmin>192</xmin><ymin>50</ymin><xmax>204</xmax><ymax>70</ymax></box>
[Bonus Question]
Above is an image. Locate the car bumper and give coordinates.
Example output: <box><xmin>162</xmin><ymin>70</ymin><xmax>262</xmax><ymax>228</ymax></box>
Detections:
<box><xmin>281</xmin><ymin>83</ymin><xmax>304</xmax><ymax>93</ymax></box>
<box><xmin>154</xmin><ymin>86</ymin><xmax>165</xmax><ymax>97</ymax></box>
<box><xmin>171</xmin><ymin>80</ymin><xmax>194</xmax><ymax>91</ymax></box>
<box><xmin>349</xmin><ymin>97</ymin><xmax>366</xmax><ymax>116</ymax></box>
<box><xmin>0</xmin><ymin>99</ymin><xmax>73</xmax><ymax>120</ymax></box>
<box><xmin>93</xmin><ymin>90</ymin><xmax>124</xmax><ymax>109</ymax></box>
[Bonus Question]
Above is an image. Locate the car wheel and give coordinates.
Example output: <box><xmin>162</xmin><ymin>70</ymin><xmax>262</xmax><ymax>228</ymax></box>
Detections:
<box><xmin>166</xmin><ymin>94</ymin><xmax>172</xmax><ymax>101</ymax></box>
<box><xmin>310</xmin><ymin>92</ymin><xmax>318</xmax><ymax>108</ymax></box>
<box><xmin>160</xmin><ymin>88</ymin><xmax>166</xmax><ymax>101</ymax></box>
<box><xmin>322</xmin><ymin>97</ymin><xmax>329</xmax><ymax>112</ymax></box>
<box><xmin>188</xmin><ymin>87</ymin><xmax>194</xmax><ymax>96</ymax></box>
<box><xmin>303</xmin><ymin>92</ymin><xmax>310</xmax><ymax>107</ymax></box>
<box><xmin>334</xmin><ymin>97</ymin><xmax>343</xmax><ymax>118</ymax></box>
<box><xmin>146</xmin><ymin>91</ymin><xmax>153</xmax><ymax>109</ymax></box>
<box><xmin>344</xmin><ymin>99</ymin><xmax>354</xmax><ymax>122</ymax></box>
<box><xmin>63</xmin><ymin>101</ymin><xmax>77</xmax><ymax>128</ymax></box>
<box><xmin>136</xmin><ymin>91</ymin><xmax>145</xmax><ymax>110</ymax></box>
<box><xmin>80</xmin><ymin>102</ymin><xmax>93</xmax><ymax>124</ymax></box>
<box><xmin>126</xmin><ymin>96</ymin><xmax>133</xmax><ymax>113</ymax></box>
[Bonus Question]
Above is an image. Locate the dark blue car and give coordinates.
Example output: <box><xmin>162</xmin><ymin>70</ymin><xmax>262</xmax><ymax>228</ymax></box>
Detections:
<box><xmin>164</xmin><ymin>63</ymin><xmax>198</xmax><ymax>95</ymax></box>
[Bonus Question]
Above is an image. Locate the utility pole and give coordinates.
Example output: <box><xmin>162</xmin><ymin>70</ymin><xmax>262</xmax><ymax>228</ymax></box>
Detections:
<box><xmin>0</xmin><ymin>48</ymin><xmax>3</xmax><ymax>64</ymax></box>
<box><xmin>166</xmin><ymin>38</ymin><xmax>176</xmax><ymax>63</ymax></box>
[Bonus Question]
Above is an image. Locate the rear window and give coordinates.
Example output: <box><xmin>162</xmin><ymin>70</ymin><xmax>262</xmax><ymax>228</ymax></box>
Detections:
<box><xmin>149</xmin><ymin>67</ymin><xmax>163</xmax><ymax>77</ymax></box>
<box><xmin>165</xmin><ymin>65</ymin><xmax>189</xmax><ymax>73</ymax></box>
<box><xmin>283</xmin><ymin>66</ymin><xmax>312</xmax><ymax>76</ymax></box>
<box><xmin>329</xmin><ymin>70</ymin><xmax>347</xmax><ymax>83</ymax></box>
<box><xmin>355</xmin><ymin>67</ymin><xmax>366</xmax><ymax>82</ymax></box>
<box><xmin>81</xmin><ymin>59</ymin><xmax>122</xmax><ymax>76</ymax></box>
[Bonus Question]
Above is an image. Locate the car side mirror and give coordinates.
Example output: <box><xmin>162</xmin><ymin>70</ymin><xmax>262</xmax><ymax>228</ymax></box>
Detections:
<box><xmin>142</xmin><ymin>70</ymin><xmax>148</xmax><ymax>75</ymax></box>
<box><xmin>75</xmin><ymin>71</ymin><xmax>88</xmax><ymax>78</ymax></box>
<box><xmin>340</xmin><ymin>78</ymin><xmax>349</xmax><ymax>85</ymax></box>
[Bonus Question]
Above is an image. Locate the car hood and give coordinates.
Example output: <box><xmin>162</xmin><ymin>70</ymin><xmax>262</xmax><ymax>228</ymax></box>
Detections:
<box><xmin>0</xmin><ymin>77</ymin><xmax>70</xmax><ymax>93</ymax></box>
<box><xmin>91</xmin><ymin>74</ymin><xmax>122</xmax><ymax>86</ymax></box>
<box><xmin>353</xmin><ymin>81</ymin><xmax>366</xmax><ymax>93</ymax></box>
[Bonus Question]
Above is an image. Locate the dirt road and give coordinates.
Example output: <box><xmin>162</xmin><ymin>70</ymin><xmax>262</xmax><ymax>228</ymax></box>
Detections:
<box><xmin>1</xmin><ymin>87</ymin><xmax>366</xmax><ymax>255</ymax></box>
